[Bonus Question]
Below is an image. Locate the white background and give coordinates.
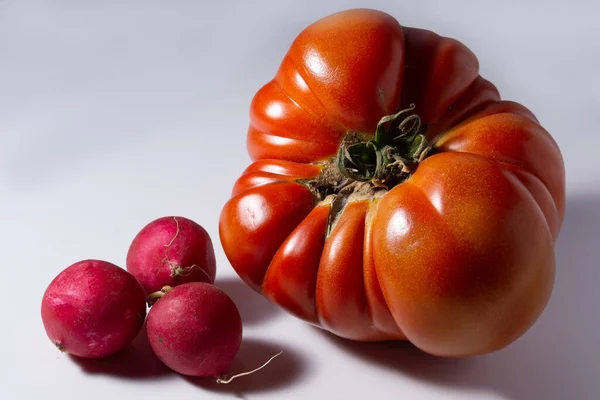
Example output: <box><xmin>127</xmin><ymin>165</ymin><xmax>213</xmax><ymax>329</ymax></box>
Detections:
<box><xmin>2</xmin><ymin>1</ymin><xmax>599</xmax><ymax>399</ymax></box>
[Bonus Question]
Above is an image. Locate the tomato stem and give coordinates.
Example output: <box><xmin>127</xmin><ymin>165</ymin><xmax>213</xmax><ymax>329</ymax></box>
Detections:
<box><xmin>299</xmin><ymin>104</ymin><xmax>431</xmax><ymax>236</ymax></box>
<box><xmin>335</xmin><ymin>104</ymin><xmax>431</xmax><ymax>184</ymax></box>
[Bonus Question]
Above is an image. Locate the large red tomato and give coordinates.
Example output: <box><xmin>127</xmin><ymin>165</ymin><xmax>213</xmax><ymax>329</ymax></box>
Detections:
<box><xmin>219</xmin><ymin>8</ymin><xmax>565</xmax><ymax>357</ymax></box>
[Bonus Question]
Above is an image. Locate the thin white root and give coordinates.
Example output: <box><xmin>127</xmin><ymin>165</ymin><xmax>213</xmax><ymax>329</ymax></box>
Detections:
<box><xmin>168</xmin><ymin>261</ymin><xmax>213</xmax><ymax>284</ymax></box>
<box><xmin>216</xmin><ymin>351</ymin><xmax>283</xmax><ymax>384</ymax></box>
<box><xmin>164</xmin><ymin>217</ymin><xmax>180</xmax><ymax>247</ymax></box>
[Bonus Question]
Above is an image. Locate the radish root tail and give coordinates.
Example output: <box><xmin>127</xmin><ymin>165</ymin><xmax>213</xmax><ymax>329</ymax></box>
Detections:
<box><xmin>164</xmin><ymin>217</ymin><xmax>180</xmax><ymax>247</ymax></box>
<box><xmin>55</xmin><ymin>341</ymin><xmax>66</xmax><ymax>353</ymax></box>
<box><xmin>167</xmin><ymin>260</ymin><xmax>213</xmax><ymax>284</ymax></box>
<box><xmin>216</xmin><ymin>351</ymin><xmax>283</xmax><ymax>384</ymax></box>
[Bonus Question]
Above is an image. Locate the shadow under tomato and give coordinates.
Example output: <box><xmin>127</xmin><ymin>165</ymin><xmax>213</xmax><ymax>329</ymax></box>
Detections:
<box><xmin>215</xmin><ymin>276</ymin><xmax>284</xmax><ymax>326</ymax></box>
<box><xmin>184</xmin><ymin>337</ymin><xmax>310</xmax><ymax>396</ymax></box>
<box><xmin>320</xmin><ymin>195</ymin><xmax>600</xmax><ymax>400</ymax></box>
<box><xmin>70</xmin><ymin>324</ymin><xmax>172</xmax><ymax>380</ymax></box>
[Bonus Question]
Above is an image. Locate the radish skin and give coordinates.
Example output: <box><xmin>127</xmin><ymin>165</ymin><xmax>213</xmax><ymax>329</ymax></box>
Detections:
<box><xmin>127</xmin><ymin>216</ymin><xmax>216</xmax><ymax>295</ymax></box>
<box><xmin>41</xmin><ymin>259</ymin><xmax>147</xmax><ymax>358</ymax></box>
<box><xmin>145</xmin><ymin>282</ymin><xmax>242</xmax><ymax>377</ymax></box>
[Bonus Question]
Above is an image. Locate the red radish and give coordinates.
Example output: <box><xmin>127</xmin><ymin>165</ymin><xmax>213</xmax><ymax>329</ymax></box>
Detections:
<box><xmin>126</xmin><ymin>216</ymin><xmax>216</xmax><ymax>296</ymax></box>
<box><xmin>146</xmin><ymin>282</ymin><xmax>242</xmax><ymax>377</ymax></box>
<box><xmin>41</xmin><ymin>259</ymin><xmax>147</xmax><ymax>358</ymax></box>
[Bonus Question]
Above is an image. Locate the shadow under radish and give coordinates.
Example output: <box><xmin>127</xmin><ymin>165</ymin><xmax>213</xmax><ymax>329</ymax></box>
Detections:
<box><xmin>215</xmin><ymin>276</ymin><xmax>284</xmax><ymax>326</ymax></box>
<box><xmin>70</xmin><ymin>324</ymin><xmax>172</xmax><ymax>380</ymax></box>
<box><xmin>317</xmin><ymin>194</ymin><xmax>600</xmax><ymax>400</ymax></box>
<box><xmin>184</xmin><ymin>337</ymin><xmax>310</xmax><ymax>395</ymax></box>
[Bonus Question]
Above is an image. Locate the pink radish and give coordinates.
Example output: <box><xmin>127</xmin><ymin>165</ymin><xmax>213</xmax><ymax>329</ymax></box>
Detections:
<box><xmin>41</xmin><ymin>259</ymin><xmax>146</xmax><ymax>358</ymax></box>
<box><xmin>146</xmin><ymin>282</ymin><xmax>243</xmax><ymax>377</ymax></box>
<box><xmin>126</xmin><ymin>216</ymin><xmax>216</xmax><ymax>296</ymax></box>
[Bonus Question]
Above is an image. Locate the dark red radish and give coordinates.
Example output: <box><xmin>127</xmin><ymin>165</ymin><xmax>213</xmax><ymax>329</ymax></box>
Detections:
<box><xmin>146</xmin><ymin>282</ymin><xmax>242</xmax><ymax>377</ymax></box>
<box><xmin>126</xmin><ymin>216</ymin><xmax>216</xmax><ymax>296</ymax></box>
<box><xmin>41</xmin><ymin>259</ymin><xmax>147</xmax><ymax>358</ymax></box>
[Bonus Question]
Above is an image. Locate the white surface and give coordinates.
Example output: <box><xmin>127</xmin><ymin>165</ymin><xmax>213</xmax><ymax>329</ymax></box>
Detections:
<box><xmin>2</xmin><ymin>1</ymin><xmax>599</xmax><ymax>399</ymax></box>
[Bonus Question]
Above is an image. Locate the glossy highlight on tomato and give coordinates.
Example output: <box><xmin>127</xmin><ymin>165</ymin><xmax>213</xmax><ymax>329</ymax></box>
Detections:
<box><xmin>219</xmin><ymin>8</ymin><xmax>565</xmax><ymax>357</ymax></box>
